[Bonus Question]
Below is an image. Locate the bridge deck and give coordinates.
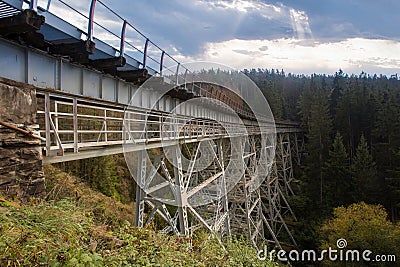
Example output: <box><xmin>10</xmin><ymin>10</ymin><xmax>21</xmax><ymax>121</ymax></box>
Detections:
<box><xmin>34</xmin><ymin>87</ymin><xmax>301</xmax><ymax>163</ymax></box>
<box><xmin>0</xmin><ymin>0</ymin><xmax>302</xmax><ymax>164</ymax></box>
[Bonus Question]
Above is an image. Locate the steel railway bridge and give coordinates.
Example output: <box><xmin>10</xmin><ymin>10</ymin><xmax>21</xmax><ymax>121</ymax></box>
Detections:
<box><xmin>0</xmin><ymin>0</ymin><xmax>304</xmax><ymax>249</ymax></box>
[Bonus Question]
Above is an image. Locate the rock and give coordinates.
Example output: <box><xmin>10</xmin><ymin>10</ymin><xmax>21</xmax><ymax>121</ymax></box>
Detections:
<box><xmin>0</xmin><ymin>80</ymin><xmax>45</xmax><ymax>200</ymax></box>
<box><xmin>20</xmin><ymin>148</ymin><xmax>41</xmax><ymax>159</ymax></box>
<box><xmin>0</xmin><ymin>175</ymin><xmax>17</xmax><ymax>186</ymax></box>
<box><xmin>0</xmin><ymin>82</ymin><xmax>37</xmax><ymax>125</ymax></box>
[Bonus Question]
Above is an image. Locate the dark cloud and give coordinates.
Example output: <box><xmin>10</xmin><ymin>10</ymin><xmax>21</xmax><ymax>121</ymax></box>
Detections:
<box><xmin>278</xmin><ymin>0</ymin><xmax>400</xmax><ymax>41</ymax></box>
<box><xmin>99</xmin><ymin>0</ymin><xmax>311</xmax><ymax>55</ymax></box>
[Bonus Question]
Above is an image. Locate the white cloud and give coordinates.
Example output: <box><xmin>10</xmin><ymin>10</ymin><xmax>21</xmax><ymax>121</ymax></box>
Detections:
<box><xmin>202</xmin><ymin>0</ymin><xmax>262</xmax><ymax>13</ymax></box>
<box><xmin>177</xmin><ymin>38</ymin><xmax>400</xmax><ymax>75</ymax></box>
<box><xmin>38</xmin><ymin>0</ymin><xmax>399</xmax><ymax>75</ymax></box>
<box><xmin>289</xmin><ymin>9</ymin><xmax>313</xmax><ymax>39</ymax></box>
<box><xmin>193</xmin><ymin>0</ymin><xmax>312</xmax><ymax>39</ymax></box>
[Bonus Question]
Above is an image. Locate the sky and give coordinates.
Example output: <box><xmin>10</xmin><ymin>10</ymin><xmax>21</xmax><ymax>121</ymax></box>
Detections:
<box><xmin>47</xmin><ymin>0</ymin><xmax>400</xmax><ymax>76</ymax></box>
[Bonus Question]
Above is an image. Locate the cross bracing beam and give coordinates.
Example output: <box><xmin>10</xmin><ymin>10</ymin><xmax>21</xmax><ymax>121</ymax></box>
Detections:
<box><xmin>133</xmin><ymin>140</ymin><xmax>233</xmax><ymax>238</ymax></box>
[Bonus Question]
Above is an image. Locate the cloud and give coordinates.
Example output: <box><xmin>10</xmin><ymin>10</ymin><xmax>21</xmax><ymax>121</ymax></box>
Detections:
<box><xmin>297</xmin><ymin>0</ymin><xmax>400</xmax><ymax>41</ymax></box>
<box><xmin>232</xmin><ymin>49</ymin><xmax>257</xmax><ymax>56</ymax></box>
<box><xmin>40</xmin><ymin>0</ymin><xmax>400</xmax><ymax>75</ymax></box>
<box><xmin>92</xmin><ymin>0</ymin><xmax>313</xmax><ymax>55</ymax></box>
<box><xmin>289</xmin><ymin>8</ymin><xmax>312</xmax><ymax>39</ymax></box>
<box><xmin>179</xmin><ymin>38</ymin><xmax>400</xmax><ymax>75</ymax></box>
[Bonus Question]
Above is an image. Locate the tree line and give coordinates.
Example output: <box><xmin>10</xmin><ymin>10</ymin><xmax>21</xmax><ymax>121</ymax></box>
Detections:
<box><xmin>245</xmin><ymin>68</ymin><xmax>400</xmax><ymax>251</ymax></box>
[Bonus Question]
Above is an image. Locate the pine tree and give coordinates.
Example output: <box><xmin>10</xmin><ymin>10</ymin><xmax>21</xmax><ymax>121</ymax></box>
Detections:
<box><xmin>386</xmin><ymin>150</ymin><xmax>400</xmax><ymax>221</ymax></box>
<box><xmin>301</xmin><ymin>91</ymin><xmax>333</xmax><ymax>208</ymax></box>
<box><xmin>331</xmin><ymin>69</ymin><xmax>344</xmax><ymax>119</ymax></box>
<box><xmin>335</xmin><ymin>78</ymin><xmax>355</xmax><ymax>157</ymax></box>
<box><xmin>351</xmin><ymin>135</ymin><xmax>378</xmax><ymax>203</ymax></box>
<box><xmin>323</xmin><ymin>132</ymin><xmax>352</xmax><ymax>211</ymax></box>
<box><xmin>374</xmin><ymin>90</ymin><xmax>400</xmax><ymax>148</ymax></box>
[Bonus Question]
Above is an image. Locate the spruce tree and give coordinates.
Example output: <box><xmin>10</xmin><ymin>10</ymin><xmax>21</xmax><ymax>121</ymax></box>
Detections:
<box><xmin>386</xmin><ymin>150</ymin><xmax>400</xmax><ymax>221</ymax></box>
<box><xmin>301</xmin><ymin>91</ymin><xmax>333</xmax><ymax>208</ymax></box>
<box><xmin>351</xmin><ymin>135</ymin><xmax>378</xmax><ymax>203</ymax></box>
<box><xmin>323</xmin><ymin>132</ymin><xmax>352</xmax><ymax>211</ymax></box>
<box><xmin>374</xmin><ymin>90</ymin><xmax>400</xmax><ymax>148</ymax></box>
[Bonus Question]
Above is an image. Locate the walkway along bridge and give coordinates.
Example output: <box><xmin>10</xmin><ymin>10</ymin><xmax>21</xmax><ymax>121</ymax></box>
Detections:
<box><xmin>0</xmin><ymin>0</ymin><xmax>304</xmax><ymax>249</ymax></box>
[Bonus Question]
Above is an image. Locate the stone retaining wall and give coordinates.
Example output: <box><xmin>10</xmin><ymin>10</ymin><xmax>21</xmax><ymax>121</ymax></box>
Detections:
<box><xmin>0</xmin><ymin>79</ymin><xmax>44</xmax><ymax>199</ymax></box>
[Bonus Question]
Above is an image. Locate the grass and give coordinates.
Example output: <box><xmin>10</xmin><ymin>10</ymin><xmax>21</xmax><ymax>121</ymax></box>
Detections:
<box><xmin>0</xmin><ymin>166</ymin><xmax>279</xmax><ymax>266</ymax></box>
<box><xmin>43</xmin><ymin>165</ymin><xmax>135</xmax><ymax>226</ymax></box>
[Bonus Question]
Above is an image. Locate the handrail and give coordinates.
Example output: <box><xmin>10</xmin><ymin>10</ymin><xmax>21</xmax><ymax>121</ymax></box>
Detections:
<box><xmin>34</xmin><ymin>88</ymin><xmax>300</xmax><ymax>158</ymax></box>
<box><xmin>119</xmin><ymin>20</ymin><xmax>127</xmax><ymax>57</ymax></box>
<box><xmin>29</xmin><ymin>0</ymin><xmax>37</xmax><ymax>11</ymax></box>
<box><xmin>87</xmin><ymin>0</ymin><xmax>96</xmax><ymax>41</ymax></box>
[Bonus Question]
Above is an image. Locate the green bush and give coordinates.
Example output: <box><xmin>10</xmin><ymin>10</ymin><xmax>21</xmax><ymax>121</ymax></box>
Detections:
<box><xmin>320</xmin><ymin>202</ymin><xmax>400</xmax><ymax>266</ymax></box>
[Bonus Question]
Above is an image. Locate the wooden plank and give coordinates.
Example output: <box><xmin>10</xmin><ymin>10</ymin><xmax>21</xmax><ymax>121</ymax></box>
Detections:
<box><xmin>50</xmin><ymin>39</ymin><xmax>95</xmax><ymax>63</ymax></box>
<box><xmin>0</xmin><ymin>120</ymin><xmax>45</xmax><ymax>141</ymax></box>
<box><xmin>117</xmin><ymin>69</ymin><xmax>149</xmax><ymax>83</ymax></box>
<box><xmin>90</xmin><ymin>56</ymin><xmax>126</xmax><ymax>70</ymax></box>
<box><xmin>0</xmin><ymin>10</ymin><xmax>44</xmax><ymax>36</ymax></box>
<box><xmin>21</xmin><ymin>31</ymin><xmax>48</xmax><ymax>50</ymax></box>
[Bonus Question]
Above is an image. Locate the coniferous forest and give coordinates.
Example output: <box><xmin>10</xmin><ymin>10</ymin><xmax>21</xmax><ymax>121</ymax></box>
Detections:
<box><xmin>245</xmin><ymin>68</ymin><xmax>400</xmax><ymax>256</ymax></box>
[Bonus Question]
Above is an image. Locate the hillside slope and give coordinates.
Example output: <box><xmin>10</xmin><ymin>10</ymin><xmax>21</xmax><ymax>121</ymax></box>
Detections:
<box><xmin>0</xmin><ymin>165</ymin><xmax>278</xmax><ymax>266</ymax></box>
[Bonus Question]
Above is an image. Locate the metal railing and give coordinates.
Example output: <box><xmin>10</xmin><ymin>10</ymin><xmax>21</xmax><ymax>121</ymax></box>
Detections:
<box><xmin>36</xmin><ymin>89</ymin><xmax>272</xmax><ymax>158</ymax></box>
<box><xmin>27</xmin><ymin>0</ymin><xmax>186</xmax><ymax>77</ymax></box>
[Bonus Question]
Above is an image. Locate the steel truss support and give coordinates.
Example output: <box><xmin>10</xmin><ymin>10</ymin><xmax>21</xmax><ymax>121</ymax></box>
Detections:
<box><xmin>291</xmin><ymin>132</ymin><xmax>305</xmax><ymax>166</ymax></box>
<box><xmin>228</xmin><ymin>135</ymin><xmax>279</xmax><ymax>249</ymax></box>
<box><xmin>191</xmin><ymin>138</ymin><xmax>231</xmax><ymax>239</ymax></box>
<box><xmin>133</xmin><ymin>138</ymin><xmax>231</xmax><ymax>240</ymax></box>
<box><xmin>260</xmin><ymin>132</ymin><xmax>297</xmax><ymax>248</ymax></box>
<box><xmin>135</xmin><ymin>150</ymin><xmax>146</xmax><ymax>227</ymax></box>
<box><xmin>133</xmin><ymin>131</ymin><xmax>301</xmax><ymax>249</ymax></box>
<box><xmin>173</xmin><ymin>144</ymin><xmax>190</xmax><ymax>236</ymax></box>
<box><xmin>276</xmin><ymin>133</ymin><xmax>295</xmax><ymax>195</ymax></box>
